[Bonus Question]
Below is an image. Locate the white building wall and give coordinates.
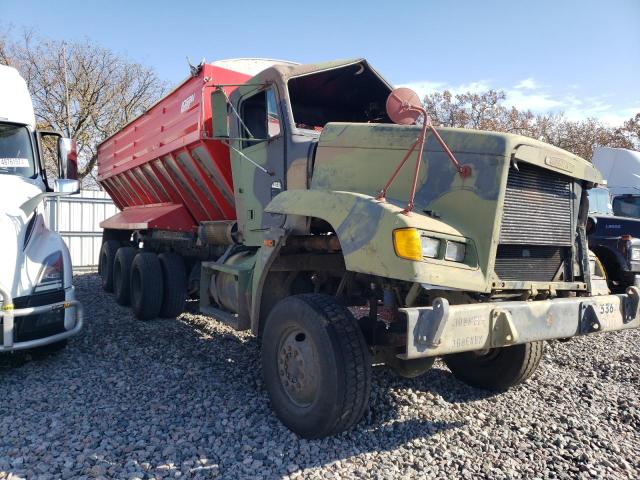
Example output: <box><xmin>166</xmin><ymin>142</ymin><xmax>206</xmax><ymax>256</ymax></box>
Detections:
<box><xmin>45</xmin><ymin>191</ymin><xmax>118</xmax><ymax>271</ymax></box>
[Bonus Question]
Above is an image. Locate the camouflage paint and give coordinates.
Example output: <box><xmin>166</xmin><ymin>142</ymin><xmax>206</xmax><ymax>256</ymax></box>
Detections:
<box><xmin>221</xmin><ymin>59</ymin><xmax>603</xmax><ymax>328</ymax></box>
<box><xmin>266</xmin><ymin>123</ymin><xmax>601</xmax><ymax>293</ymax></box>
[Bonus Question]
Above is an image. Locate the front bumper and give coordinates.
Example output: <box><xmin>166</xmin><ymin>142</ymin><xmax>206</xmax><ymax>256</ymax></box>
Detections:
<box><xmin>401</xmin><ymin>287</ymin><xmax>640</xmax><ymax>359</ymax></box>
<box><xmin>0</xmin><ymin>284</ymin><xmax>83</xmax><ymax>352</ymax></box>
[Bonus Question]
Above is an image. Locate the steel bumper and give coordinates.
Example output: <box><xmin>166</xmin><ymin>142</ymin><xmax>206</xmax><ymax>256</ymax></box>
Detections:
<box><xmin>401</xmin><ymin>287</ymin><xmax>640</xmax><ymax>359</ymax></box>
<box><xmin>0</xmin><ymin>285</ymin><xmax>83</xmax><ymax>353</ymax></box>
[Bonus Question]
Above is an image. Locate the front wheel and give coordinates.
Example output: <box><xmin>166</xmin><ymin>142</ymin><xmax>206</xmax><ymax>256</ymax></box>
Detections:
<box><xmin>261</xmin><ymin>294</ymin><xmax>372</xmax><ymax>439</ymax></box>
<box><xmin>443</xmin><ymin>341</ymin><xmax>544</xmax><ymax>391</ymax></box>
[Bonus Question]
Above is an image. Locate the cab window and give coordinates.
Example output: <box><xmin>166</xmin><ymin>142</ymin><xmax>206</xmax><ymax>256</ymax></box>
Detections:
<box><xmin>240</xmin><ymin>88</ymin><xmax>281</xmax><ymax>149</ymax></box>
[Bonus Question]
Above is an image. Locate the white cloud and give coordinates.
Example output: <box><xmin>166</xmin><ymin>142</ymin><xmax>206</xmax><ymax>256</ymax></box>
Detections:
<box><xmin>514</xmin><ymin>78</ymin><xmax>539</xmax><ymax>90</ymax></box>
<box><xmin>505</xmin><ymin>89</ymin><xmax>563</xmax><ymax>111</ymax></box>
<box><xmin>398</xmin><ymin>77</ymin><xmax>637</xmax><ymax>126</ymax></box>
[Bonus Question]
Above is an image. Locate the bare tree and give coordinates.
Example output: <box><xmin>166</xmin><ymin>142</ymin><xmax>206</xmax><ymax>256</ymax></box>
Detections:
<box><xmin>1</xmin><ymin>31</ymin><xmax>167</xmax><ymax>187</ymax></box>
<box><xmin>424</xmin><ymin>89</ymin><xmax>638</xmax><ymax>161</ymax></box>
<box><xmin>620</xmin><ymin>113</ymin><xmax>640</xmax><ymax>149</ymax></box>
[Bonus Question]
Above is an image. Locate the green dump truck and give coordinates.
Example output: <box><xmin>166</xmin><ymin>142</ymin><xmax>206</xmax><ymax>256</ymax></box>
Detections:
<box><xmin>97</xmin><ymin>58</ymin><xmax>639</xmax><ymax>438</ymax></box>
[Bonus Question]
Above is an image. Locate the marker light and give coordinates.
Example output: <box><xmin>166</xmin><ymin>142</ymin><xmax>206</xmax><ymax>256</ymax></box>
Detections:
<box><xmin>393</xmin><ymin>229</ymin><xmax>422</xmax><ymax>261</ymax></box>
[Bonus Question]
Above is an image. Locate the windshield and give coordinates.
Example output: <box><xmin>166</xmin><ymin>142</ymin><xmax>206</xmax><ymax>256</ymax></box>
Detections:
<box><xmin>0</xmin><ymin>123</ymin><xmax>36</xmax><ymax>177</ymax></box>
<box><xmin>588</xmin><ymin>187</ymin><xmax>612</xmax><ymax>215</ymax></box>
<box><xmin>612</xmin><ymin>195</ymin><xmax>640</xmax><ymax>219</ymax></box>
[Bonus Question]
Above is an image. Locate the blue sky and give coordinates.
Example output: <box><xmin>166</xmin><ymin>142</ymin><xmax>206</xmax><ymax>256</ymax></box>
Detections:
<box><xmin>2</xmin><ymin>0</ymin><xmax>639</xmax><ymax>125</ymax></box>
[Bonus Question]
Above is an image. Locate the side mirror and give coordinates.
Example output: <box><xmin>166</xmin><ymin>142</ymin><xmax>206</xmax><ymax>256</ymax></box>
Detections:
<box><xmin>58</xmin><ymin>137</ymin><xmax>78</xmax><ymax>180</ymax></box>
<box><xmin>53</xmin><ymin>178</ymin><xmax>80</xmax><ymax>194</ymax></box>
<box><xmin>211</xmin><ymin>88</ymin><xmax>230</xmax><ymax>138</ymax></box>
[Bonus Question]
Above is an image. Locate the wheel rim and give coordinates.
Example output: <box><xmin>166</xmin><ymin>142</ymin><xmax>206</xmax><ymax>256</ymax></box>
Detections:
<box><xmin>277</xmin><ymin>328</ymin><xmax>319</xmax><ymax>407</ymax></box>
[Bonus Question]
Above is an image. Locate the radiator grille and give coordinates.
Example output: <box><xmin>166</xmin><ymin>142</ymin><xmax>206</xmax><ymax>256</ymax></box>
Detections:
<box><xmin>499</xmin><ymin>163</ymin><xmax>573</xmax><ymax>245</ymax></box>
<box><xmin>494</xmin><ymin>245</ymin><xmax>564</xmax><ymax>282</ymax></box>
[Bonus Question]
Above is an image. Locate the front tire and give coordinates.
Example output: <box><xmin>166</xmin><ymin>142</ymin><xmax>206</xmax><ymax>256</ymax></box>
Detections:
<box><xmin>444</xmin><ymin>341</ymin><xmax>544</xmax><ymax>391</ymax></box>
<box><xmin>130</xmin><ymin>253</ymin><xmax>164</xmax><ymax>320</ymax></box>
<box><xmin>261</xmin><ymin>294</ymin><xmax>371</xmax><ymax>439</ymax></box>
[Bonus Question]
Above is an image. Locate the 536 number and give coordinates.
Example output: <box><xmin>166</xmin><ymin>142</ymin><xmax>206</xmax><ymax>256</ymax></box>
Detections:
<box><xmin>599</xmin><ymin>303</ymin><xmax>615</xmax><ymax>315</ymax></box>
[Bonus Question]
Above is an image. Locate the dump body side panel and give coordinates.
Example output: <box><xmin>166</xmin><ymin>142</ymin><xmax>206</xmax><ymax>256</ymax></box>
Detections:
<box><xmin>97</xmin><ymin>65</ymin><xmax>252</xmax><ymax>231</ymax></box>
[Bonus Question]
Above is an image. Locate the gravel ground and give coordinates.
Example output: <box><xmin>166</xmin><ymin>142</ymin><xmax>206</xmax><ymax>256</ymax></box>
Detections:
<box><xmin>0</xmin><ymin>273</ymin><xmax>638</xmax><ymax>479</ymax></box>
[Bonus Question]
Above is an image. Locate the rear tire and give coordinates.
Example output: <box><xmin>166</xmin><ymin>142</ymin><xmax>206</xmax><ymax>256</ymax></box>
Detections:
<box><xmin>262</xmin><ymin>294</ymin><xmax>371</xmax><ymax>439</ymax></box>
<box><xmin>444</xmin><ymin>341</ymin><xmax>544</xmax><ymax>391</ymax></box>
<box><xmin>158</xmin><ymin>253</ymin><xmax>187</xmax><ymax>318</ymax></box>
<box><xmin>113</xmin><ymin>247</ymin><xmax>137</xmax><ymax>306</ymax></box>
<box><xmin>130</xmin><ymin>252</ymin><xmax>163</xmax><ymax>320</ymax></box>
<box><xmin>99</xmin><ymin>240</ymin><xmax>120</xmax><ymax>293</ymax></box>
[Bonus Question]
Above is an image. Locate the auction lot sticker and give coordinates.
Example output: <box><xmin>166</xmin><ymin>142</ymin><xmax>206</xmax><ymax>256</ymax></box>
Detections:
<box><xmin>0</xmin><ymin>157</ymin><xmax>30</xmax><ymax>168</ymax></box>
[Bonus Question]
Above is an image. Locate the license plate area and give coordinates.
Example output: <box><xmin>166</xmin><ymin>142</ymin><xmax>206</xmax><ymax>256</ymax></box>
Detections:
<box><xmin>579</xmin><ymin>296</ymin><xmax>625</xmax><ymax>333</ymax></box>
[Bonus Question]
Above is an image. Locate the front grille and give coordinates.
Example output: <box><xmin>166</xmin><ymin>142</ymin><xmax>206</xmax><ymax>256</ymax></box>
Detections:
<box><xmin>496</xmin><ymin>163</ymin><xmax>574</xmax><ymax>283</ymax></box>
<box><xmin>500</xmin><ymin>163</ymin><xmax>573</xmax><ymax>245</ymax></box>
<box><xmin>495</xmin><ymin>245</ymin><xmax>564</xmax><ymax>282</ymax></box>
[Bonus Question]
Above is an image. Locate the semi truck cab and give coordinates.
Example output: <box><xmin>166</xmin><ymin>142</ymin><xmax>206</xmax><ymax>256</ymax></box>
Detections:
<box><xmin>0</xmin><ymin>64</ymin><xmax>83</xmax><ymax>352</ymax></box>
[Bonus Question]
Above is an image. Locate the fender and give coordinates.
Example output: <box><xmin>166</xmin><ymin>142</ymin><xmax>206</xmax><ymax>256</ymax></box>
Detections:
<box><xmin>264</xmin><ymin>190</ymin><xmax>486</xmax><ymax>290</ymax></box>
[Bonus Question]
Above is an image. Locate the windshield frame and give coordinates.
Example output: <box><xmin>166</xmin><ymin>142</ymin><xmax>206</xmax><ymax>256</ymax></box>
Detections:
<box><xmin>0</xmin><ymin>122</ymin><xmax>38</xmax><ymax>179</ymax></box>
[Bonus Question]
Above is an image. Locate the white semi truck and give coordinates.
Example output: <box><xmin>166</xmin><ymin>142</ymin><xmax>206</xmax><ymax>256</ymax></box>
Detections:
<box><xmin>0</xmin><ymin>64</ymin><xmax>82</xmax><ymax>353</ymax></box>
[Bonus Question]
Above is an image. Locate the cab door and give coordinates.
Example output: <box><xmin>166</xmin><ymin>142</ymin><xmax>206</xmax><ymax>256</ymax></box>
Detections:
<box><xmin>232</xmin><ymin>86</ymin><xmax>285</xmax><ymax>245</ymax></box>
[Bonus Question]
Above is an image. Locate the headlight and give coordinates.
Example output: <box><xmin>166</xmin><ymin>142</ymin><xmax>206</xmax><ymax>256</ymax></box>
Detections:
<box><xmin>445</xmin><ymin>241</ymin><xmax>466</xmax><ymax>262</ymax></box>
<box><xmin>421</xmin><ymin>236</ymin><xmax>441</xmax><ymax>258</ymax></box>
<box><xmin>631</xmin><ymin>247</ymin><xmax>640</xmax><ymax>262</ymax></box>
<box><xmin>34</xmin><ymin>251</ymin><xmax>64</xmax><ymax>292</ymax></box>
<box><xmin>394</xmin><ymin>229</ymin><xmax>467</xmax><ymax>262</ymax></box>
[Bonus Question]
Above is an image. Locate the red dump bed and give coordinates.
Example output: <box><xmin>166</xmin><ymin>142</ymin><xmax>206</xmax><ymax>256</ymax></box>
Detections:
<box><xmin>97</xmin><ymin>62</ymin><xmax>254</xmax><ymax>232</ymax></box>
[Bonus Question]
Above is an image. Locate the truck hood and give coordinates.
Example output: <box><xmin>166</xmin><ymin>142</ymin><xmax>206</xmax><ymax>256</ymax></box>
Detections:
<box><xmin>311</xmin><ymin>123</ymin><xmax>599</xmax><ymax>282</ymax></box>
<box><xmin>0</xmin><ymin>175</ymin><xmax>44</xmax><ymax>297</ymax></box>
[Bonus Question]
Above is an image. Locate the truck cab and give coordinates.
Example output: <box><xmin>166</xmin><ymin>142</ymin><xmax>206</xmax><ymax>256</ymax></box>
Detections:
<box><xmin>0</xmin><ymin>65</ymin><xmax>83</xmax><ymax>353</ymax></box>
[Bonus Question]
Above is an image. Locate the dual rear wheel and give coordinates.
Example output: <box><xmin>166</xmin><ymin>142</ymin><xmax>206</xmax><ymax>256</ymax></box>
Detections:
<box><xmin>99</xmin><ymin>242</ymin><xmax>186</xmax><ymax>320</ymax></box>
